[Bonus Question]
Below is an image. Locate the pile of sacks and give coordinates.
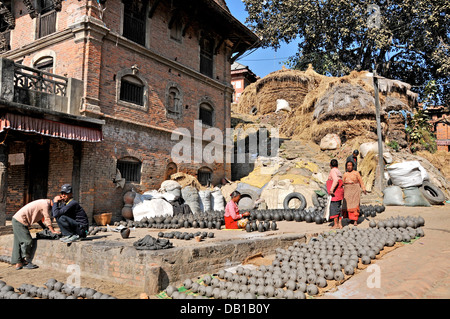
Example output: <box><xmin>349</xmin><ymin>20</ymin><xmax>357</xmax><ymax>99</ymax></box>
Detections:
<box><xmin>130</xmin><ymin>180</ymin><xmax>226</xmax><ymax>221</ymax></box>
<box><xmin>383</xmin><ymin>160</ymin><xmax>446</xmax><ymax>206</ymax></box>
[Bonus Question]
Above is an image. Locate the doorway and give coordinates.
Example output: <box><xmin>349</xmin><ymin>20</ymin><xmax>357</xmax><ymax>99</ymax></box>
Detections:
<box><xmin>25</xmin><ymin>140</ymin><xmax>49</xmax><ymax>203</ymax></box>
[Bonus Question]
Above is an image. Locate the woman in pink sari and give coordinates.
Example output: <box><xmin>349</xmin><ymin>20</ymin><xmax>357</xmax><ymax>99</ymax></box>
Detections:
<box><xmin>342</xmin><ymin>160</ymin><xmax>367</xmax><ymax>226</ymax></box>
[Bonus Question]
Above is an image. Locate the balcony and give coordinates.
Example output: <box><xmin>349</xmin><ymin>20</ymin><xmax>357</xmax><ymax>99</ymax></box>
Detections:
<box><xmin>0</xmin><ymin>58</ymin><xmax>104</xmax><ymax>143</ymax></box>
<box><xmin>0</xmin><ymin>58</ymin><xmax>82</xmax><ymax>116</ymax></box>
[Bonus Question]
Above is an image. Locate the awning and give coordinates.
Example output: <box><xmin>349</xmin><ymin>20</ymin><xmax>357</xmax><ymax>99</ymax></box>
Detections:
<box><xmin>0</xmin><ymin>113</ymin><xmax>103</xmax><ymax>142</ymax></box>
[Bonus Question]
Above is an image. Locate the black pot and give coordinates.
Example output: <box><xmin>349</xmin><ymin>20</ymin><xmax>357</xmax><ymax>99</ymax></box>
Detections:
<box><xmin>314</xmin><ymin>215</ymin><xmax>323</xmax><ymax>224</ymax></box>
<box><xmin>305</xmin><ymin>214</ymin><xmax>313</xmax><ymax>223</ymax></box>
<box><xmin>256</xmin><ymin>213</ymin><xmax>264</xmax><ymax>221</ymax></box>
<box><xmin>257</xmin><ymin>222</ymin><xmax>264</xmax><ymax>232</ymax></box>
<box><xmin>271</xmin><ymin>221</ymin><xmax>277</xmax><ymax>231</ymax></box>
<box><xmin>120</xmin><ymin>227</ymin><xmax>130</xmax><ymax>239</ymax></box>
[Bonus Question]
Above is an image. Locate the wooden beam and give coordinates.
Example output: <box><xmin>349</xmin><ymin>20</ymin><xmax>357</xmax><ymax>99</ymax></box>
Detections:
<box><xmin>22</xmin><ymin>0</ymin><xmax>37</xmax><ymax>19</ymax></box>
<box><xmin>148</xmin><ymin>0</ymin><xmax>162</xmax><ymax>18</ymax></box>
<box><xmin>0</xmin><ymin>1</ymin><xmax>15</xmax><ymax>29</ymax></box>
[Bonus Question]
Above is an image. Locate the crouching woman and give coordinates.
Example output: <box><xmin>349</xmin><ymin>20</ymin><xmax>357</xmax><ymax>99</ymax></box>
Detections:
<box><xmin>224</xmin><ymin>191</ymin><xmax>250</xmax><ymax>229</ymax></box>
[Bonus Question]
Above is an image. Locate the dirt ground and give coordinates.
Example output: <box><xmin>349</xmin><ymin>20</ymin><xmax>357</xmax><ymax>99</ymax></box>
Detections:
<box><xmin>0</xmin><ymin>204</ymin><xmax>449</xmax><ymax>299</ymax></box>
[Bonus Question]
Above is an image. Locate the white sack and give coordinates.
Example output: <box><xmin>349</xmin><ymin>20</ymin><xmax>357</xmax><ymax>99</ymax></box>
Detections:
<box><xmin>386</xmin><ymin>161</ymin><xmax>428</xmax><ymax>188</ymax></box>
<box><xmin>132</xmin><ymin>198</ymin><xmax>174</xmax><ymax>221</ymax></box>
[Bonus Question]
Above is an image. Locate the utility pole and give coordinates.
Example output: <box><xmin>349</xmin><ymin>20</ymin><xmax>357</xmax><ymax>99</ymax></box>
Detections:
<box><xmin>372</xmin><ymin>70</ymin><xmax>385</xmax><ymax>192</ymax></box>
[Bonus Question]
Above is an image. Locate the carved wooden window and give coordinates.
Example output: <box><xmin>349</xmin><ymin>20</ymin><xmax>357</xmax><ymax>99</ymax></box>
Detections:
<box><xmin>37</xmin><ymin>0</ymin><xmax>57</xmax><ymax>39</ymax></box>
<box><xmin>169</xmin><ymin>18</ymin><xmax>183</xmax><ymax>42</ymax></box>
<box><xmin>200</xmin><ymin>37</ymin><xmax>214</xmax><ymax>78</ymax></box>
<box><xmin>0</xmin><ymin>1</ymin><xmax>14</xmax><ymax>52</ymax></box>
<box><xmin>120</xmin><ymin>75</ymin><xmax>144</xmax><ymax>106</ymax></box>
<box><xmin>122</xmin><ymin>0</ymin><xmax>147</xmax><ymax>46</ymax></box>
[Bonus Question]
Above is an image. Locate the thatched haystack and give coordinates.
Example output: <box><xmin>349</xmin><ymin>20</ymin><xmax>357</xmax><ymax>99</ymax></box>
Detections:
<box><xmin>235</xmin><ymin>65</ymin><xmax>418</xmax><ymax>147</ymax></box>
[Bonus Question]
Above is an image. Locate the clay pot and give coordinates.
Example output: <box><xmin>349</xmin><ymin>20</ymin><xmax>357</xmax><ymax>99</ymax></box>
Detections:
<box><xmin>120</xmin><ymin>227</ymin><xmax>130</xmax><ymax>239</ymax></box>
<box><xmin>123</xmin><ymin>191</ymin><xmax>136</xmax><ymax>205</ymax></box>
<box><xmin>121</xmin><ymin>206</ymin><xmax>133</xmax><ymax>220</ymax></box>
<box><xmin>306</xmin><ymin>284</ymin><xmax>319</xmax><ymax>295</ymax></box>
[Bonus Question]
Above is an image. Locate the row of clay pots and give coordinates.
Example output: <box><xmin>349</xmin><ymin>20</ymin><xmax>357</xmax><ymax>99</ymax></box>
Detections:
<box><xmin>0</xmin><ymin>279</ymin><xmax>116</xmax><ymax>299</ymax></box>
<box><xmin>164</xmin><ymin>217</ymin><xmax>425</xmax><ymax>299</ymax></box>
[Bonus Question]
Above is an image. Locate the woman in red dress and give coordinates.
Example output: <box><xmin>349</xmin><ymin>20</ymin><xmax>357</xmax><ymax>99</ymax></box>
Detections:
<box><xmin>326</xmin><ymin>159</ymin><xmax>345</xmax><ymax>229</ymax></box>
<box><xmin>224</xmin><ymin>191</ymin><xmax>250</xmax><ymax>229</ymax></box>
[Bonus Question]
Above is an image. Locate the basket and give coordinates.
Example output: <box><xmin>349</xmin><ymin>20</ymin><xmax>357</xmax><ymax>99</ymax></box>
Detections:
<box><xmin>93</xmin><ymin>213</ymin><xmax>112</xmax><ymax>226</ymax></box>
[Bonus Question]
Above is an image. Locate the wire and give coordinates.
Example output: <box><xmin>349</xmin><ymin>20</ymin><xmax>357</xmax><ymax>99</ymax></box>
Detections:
<box><xmin>410</xmin><ymin>83</ymin><xmax>450</xmax><ymax>88</ymax></box>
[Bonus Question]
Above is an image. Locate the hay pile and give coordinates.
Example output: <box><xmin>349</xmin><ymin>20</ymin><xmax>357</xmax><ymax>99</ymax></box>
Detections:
<box><xmin>170</xmin><ymin>172</ymin><xmax>202</xmax><ymax>190</ymax></box>
<box><xmin>235</xmin><ymin>65</ymin><xmax>417</xmax><ymax>146</ymax></box>
<box><xmin>359</xmin><ymin>151</ymin><xmax>378</xmax><ymax>192</ymax></box>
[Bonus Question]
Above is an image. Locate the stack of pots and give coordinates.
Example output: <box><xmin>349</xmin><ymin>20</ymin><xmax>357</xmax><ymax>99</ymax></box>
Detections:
<box><xmin>122</xmin><ymin>191</ymin><xmax>135</xmax><ymax>220</ymax></box>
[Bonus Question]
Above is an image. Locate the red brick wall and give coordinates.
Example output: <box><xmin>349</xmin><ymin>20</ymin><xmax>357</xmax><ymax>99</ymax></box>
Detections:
<box><xmin>6</xmin><ymin>141</ymin><xmax>26</xmax><ymax>216</ymax></box>
<box><xmin>3</xmin><ymin>0</ymin><xmax>235</xmax><ymax>222</ymax></box>
<box><xmin>47</xmin><ymin>139</ymin><xmax>74</xmax><ymax>199</ymax></box>
<box><xmin>77</xmin><ymin>120</ymin><xmax>229</xmax><ymax>222</ymax></box>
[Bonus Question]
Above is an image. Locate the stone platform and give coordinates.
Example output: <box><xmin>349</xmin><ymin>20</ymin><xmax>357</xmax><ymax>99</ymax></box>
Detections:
<box><xmin>0</xmin><ymin>222</ymin><xmax>316</xmax><ymax>294</ymax></box>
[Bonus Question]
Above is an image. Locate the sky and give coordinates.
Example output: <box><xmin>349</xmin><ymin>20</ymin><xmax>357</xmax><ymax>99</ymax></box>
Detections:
<box><xmin>227</xmin><ymin>0</ymin><xmax>301</xmax><ymax>79</ymax></box>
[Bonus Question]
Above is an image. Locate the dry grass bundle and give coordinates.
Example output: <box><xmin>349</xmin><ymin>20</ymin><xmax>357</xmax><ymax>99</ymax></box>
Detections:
<box><xmin>359</xmin><ymin>151</ymin><xmax>378</xmax><ymax>192</ymax></box>
<box><xmin>170</xmin><ymin>172</ymin><xmax>202</xmax><ymax>190</ymax></box>
<box><xmin>234</xmin><ymin>64</ymin><xmax>416</xmax><ymax>146</ymax></box>
<box><xmin>235</xmin><ymin>82</ymin><xmax>258</xmax><ymax>114</ymax></box>
<box><xmin>416</xmin><ymin>150</ymin><xmax>450</xmax><ymax>181</ymax></box>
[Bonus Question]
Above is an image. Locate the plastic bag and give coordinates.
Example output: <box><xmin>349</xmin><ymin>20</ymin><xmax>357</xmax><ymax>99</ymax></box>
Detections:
<box><xmin>181</xmin><ymin>186</ymin><xmax>201</xmax><ymax>214</ymax></box>
<box><xmin>403</xmin><ymin>186</ymin><xmax>432</xmax><ymax>207</ymax></box>
<box><xmin>275</xmin><ymin>99</ymin><xmax>291</xmax><ymax>113</ymax></box>
<box><xmin>211</xmin><ymin>187</ymin><xmax>225</xmax><ymax>211</ymax></box>
<box><xmin>323</xmin><ymin>195</ymin><xmax>332</xmax><ymax>221</ymax></box>
<box><xmin>132</xmin><ymin>198</ymin><xmax>174</xmax><ymax>221</ymax></box>
<box><xmin>198</xmin><ymin>190</ymin><xmax>212</xmax><ymax>212</ymax></box>
<box><xmin>159</xmin><ymin>180</ymin><xmax>181</xmax><ymax>192</ymax></box>
<box><xmin>386</xmin><ymin>161</ymin><xmax>427</xmax><ymax>188</ymax></box>
<box><xmin>383</xmin><ymin>185</ymin><xmax>405</xmax><ymax>206</ymax></box>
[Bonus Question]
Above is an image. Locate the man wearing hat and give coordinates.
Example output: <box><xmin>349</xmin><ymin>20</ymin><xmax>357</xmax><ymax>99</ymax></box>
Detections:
<box><xmin>346</xmin><ymin>150</ymin><xmax>359</xmax><ymax>172</ymax></box>
<box><xmin>52</xmin><ymin>184</ymin><xmax>89</xmax><ymax>243</ymax></box>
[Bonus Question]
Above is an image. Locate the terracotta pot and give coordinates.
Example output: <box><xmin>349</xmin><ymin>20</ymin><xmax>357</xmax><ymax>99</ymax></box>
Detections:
<box><xmin>123</xmin><ymin>191</ymin><xmax>136</xmax><ymax>205</ymax></box>
<box><xmin>121</xmin><ymin>206</ymin><xmax>133</xmax><ymax>220</ymax></box>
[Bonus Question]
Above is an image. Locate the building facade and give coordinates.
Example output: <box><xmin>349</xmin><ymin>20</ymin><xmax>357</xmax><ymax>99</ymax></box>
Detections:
<box><xmin>426</xmin><ymin>106</ymin><xmax>450</xmax><ymax>152</ymax></box>
<box><xmin>0</xmin><ymin>0</ymin><xmax>258</xmax><ymax>225</ymax></box>
<box><xmin>230</xmin><ymin>61</ymin><xmax>257</xmax><ymax>104</ymax></box>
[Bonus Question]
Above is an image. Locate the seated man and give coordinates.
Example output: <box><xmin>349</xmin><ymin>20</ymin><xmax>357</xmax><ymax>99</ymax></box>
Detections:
<box><xmin>52</xmin><ymin>184</ymin><xmax>89</xmax><ymax>243</ymax></box>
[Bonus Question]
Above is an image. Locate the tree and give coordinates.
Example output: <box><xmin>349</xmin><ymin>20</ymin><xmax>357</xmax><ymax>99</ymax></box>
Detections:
<box><xmin>242</xmin><ymin>0</ymin><xmax>450</xmax><ymax>104</ymax></box>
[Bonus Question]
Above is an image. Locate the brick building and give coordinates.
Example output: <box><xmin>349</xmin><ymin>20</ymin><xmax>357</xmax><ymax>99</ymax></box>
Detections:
<box><xmin>426</xmin><ymin>105</ymin><xmax>450</xmax><ymax>152</ymax></box>
<box><xmin>231</xmin><ymin>61</ymin><xmax>257</xmax><ymax>103</ymax></box>
<box><xmin>0</xmin><ymin>0</ymin><xmax>259</xmax><ymax>225</ymax></box>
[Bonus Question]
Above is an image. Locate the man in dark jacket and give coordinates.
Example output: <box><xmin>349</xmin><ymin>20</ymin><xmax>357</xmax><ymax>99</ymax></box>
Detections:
<box><xmin>346</xmin><ymin>150</ymin><xmax>359</xmax><ymax>172</ymax></box>
<box><xmin>52</xmin><ymin>184</ymin><xmax>89</xmax><ymax>243</ymax></box>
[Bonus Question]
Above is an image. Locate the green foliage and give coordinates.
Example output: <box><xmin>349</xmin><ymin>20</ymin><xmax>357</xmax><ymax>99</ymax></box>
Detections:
<box><xmin>242</xmin><ymin>0</ymin><xmax>450</xmax><ymax>103</ymax></box>
<box><xmin>406</xmin><ymin>107</ymin><xmax>436</xmax><ymax>153</ymax></box>
<box><xmin>387</xmin><ymin>140</ymin><xmax>399</xmax><ymax>152</ymax></box>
